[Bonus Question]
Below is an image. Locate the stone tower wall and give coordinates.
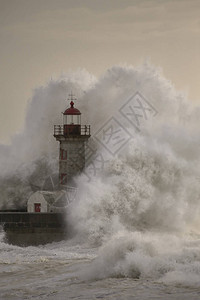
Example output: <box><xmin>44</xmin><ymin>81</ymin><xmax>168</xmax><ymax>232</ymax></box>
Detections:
<box><xmin>59</xmin><ymin>137</ymin><xmax>89</xmax><ymax>184</ymax></box>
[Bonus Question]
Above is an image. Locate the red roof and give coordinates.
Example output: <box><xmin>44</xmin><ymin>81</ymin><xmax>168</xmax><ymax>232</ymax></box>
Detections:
<box><xmin>63</xmin><ymin>101</ymin><xmax>81</xmax><ymax>115</ymax></box>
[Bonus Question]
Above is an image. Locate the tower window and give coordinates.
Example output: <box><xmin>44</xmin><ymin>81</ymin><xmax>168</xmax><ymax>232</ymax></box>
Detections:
<box><xmin>61</xmin><ymin>173</ymin><xmax>67</xmax><ymax>185</ymax></box>
<box><xmin>60</xmin><ymin>149</ymin><xmax>67</xmax><ymax>160</ymax></box>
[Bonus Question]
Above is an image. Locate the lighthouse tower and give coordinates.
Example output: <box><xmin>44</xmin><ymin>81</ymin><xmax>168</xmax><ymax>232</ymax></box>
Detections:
<box><xmin>54</xmin><ymin>94</ymin><xmax>90</xmax><ymax>186</ymax></box>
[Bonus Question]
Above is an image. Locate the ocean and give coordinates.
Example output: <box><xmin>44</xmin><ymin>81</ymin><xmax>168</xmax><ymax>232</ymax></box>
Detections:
<box><xmin>1</xmin><ymin>229</ymin><xmax>200</xmax><ymax>299</ymax></box>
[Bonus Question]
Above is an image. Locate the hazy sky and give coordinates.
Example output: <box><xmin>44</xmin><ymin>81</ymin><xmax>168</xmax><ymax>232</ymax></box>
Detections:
<box><xmin>0</xmin><ymin>0</ymin><xmax>200</xmax><ymax>143</ymax></box>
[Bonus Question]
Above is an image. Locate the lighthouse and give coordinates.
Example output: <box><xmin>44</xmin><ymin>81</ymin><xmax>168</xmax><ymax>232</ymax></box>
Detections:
<box><xmin>54</xmin><ymin>94</ymin><xmax>90</xmax><ymax>186</ymax></box>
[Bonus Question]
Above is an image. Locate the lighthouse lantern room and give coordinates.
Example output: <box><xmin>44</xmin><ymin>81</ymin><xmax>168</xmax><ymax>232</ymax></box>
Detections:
<box><xmin>54</xmin><ymin>94</ymin><xmax>90</xmax><ymax>186</ymax></box>
<box><xmin>63</xmin><ymin>100</ymin><xmax>81</xmax><ymax>135</ymax></box>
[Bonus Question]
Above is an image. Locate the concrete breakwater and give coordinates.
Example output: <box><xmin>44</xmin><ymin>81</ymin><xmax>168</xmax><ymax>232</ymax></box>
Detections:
<box><xmin>0</xmin><ymin>212</ymin><xmax>67</xmax><ymax>246</ymax></box>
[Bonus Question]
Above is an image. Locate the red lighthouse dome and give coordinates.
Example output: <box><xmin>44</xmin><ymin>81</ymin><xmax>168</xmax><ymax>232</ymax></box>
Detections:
<box><xmin>63</xmin><ymin>101</ymin><xmax>81</xmax><ymax>115</ymax></box>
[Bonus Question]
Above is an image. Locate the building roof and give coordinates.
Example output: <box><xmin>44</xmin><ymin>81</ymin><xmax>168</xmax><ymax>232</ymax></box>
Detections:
<box><xmin>39</xmin><ymin>191</ymin><xmax>57</xmax><ymax>205</ymax></box>
<box><xmin>36</xmin><ymin>189</ymin><xmax>76</xmax><ymax>207</ymax></box>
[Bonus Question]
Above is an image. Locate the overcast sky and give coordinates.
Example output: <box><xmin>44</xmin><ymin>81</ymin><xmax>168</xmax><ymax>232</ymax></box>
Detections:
<box><xmin>0</xmin><ymin>0</ymin><xmax>200</xmax><ymax>143</ymax></box>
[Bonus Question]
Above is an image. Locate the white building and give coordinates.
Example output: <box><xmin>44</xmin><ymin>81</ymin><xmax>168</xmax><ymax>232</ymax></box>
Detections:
<box><xmin>27</xmin><ymin>188</ymin><xmax>76</xmax><ymax>213</ymax></box>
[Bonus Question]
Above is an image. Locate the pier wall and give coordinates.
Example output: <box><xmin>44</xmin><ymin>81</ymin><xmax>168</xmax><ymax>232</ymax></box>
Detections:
<box><xmin>0</xmin><ymin>212</ymin><xmax>67</xmax><ymax>246</ymax></box>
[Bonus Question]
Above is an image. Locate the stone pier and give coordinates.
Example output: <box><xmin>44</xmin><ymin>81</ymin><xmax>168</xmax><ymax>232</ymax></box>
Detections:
<box><xmin>0</xmin><ymin>212</ymin><xmax>67</xmax><ymax>246</ymax></box>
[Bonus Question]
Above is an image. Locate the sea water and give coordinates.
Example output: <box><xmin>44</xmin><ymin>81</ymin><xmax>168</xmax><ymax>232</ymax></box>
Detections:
<box><xmin>1</xmin><ymin>230</ymin><xmax>200</xmax><ymax>299</ymax></box>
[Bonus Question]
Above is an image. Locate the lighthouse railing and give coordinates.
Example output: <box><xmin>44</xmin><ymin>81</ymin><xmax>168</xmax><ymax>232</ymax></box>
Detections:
<box><xmin>54</xmin><ymin>125</ymin><xmax>90</xmax><ymax>136</ymax></box>
<box><xmin>54</xmin><ymin>125</ymin><xmax>63</xmax><ymax>135</ymax></box>
<box><xmin>80</xmin><ymin>125</ymin><xmax>90</xmax><ymax>136</ymax></box>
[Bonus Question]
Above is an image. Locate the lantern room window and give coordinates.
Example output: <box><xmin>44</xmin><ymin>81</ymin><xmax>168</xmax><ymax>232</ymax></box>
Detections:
<box><xmin>63</xmin><ymin>114</ymin><xmax>81</xmax><ymax>125</ymax></box>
